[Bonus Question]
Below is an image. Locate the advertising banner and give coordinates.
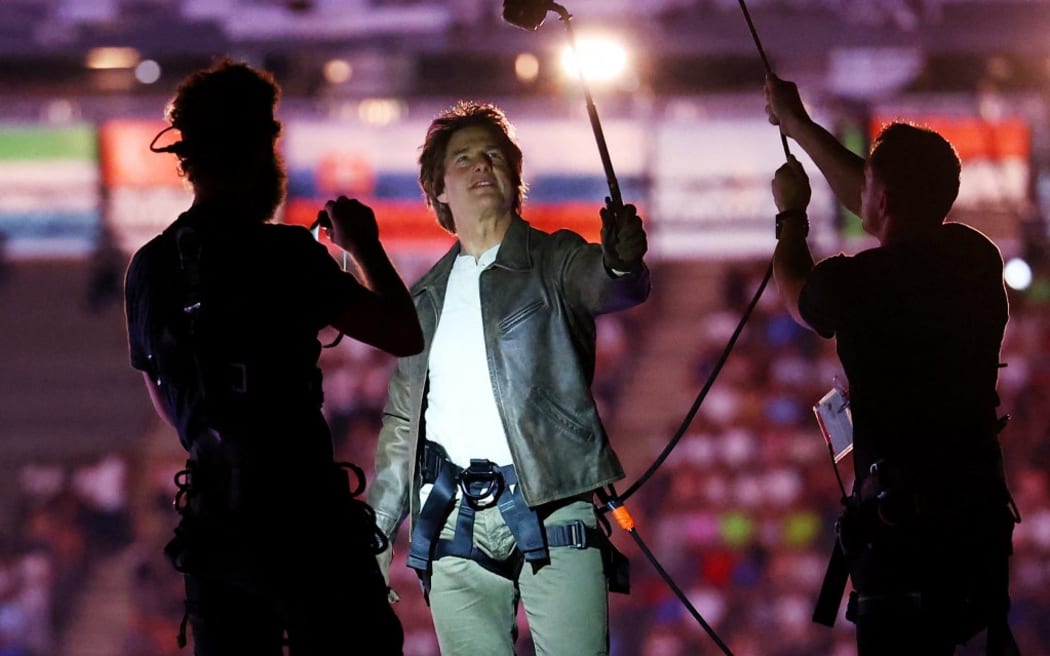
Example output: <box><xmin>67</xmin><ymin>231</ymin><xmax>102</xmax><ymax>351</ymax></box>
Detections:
<box><xmin>98</xmin><ymin>119</ymin><xmax>193</xmax><ymax>255</ymax></box>
<box><xmin>0</xmin><ymin>124</ymin><xmax>100</xmax><ymax>257</ymax></box>
<box><xmin>651</xmin><ymin>118</ymin><xmax>835</xmax><ymax>258</ymax></box>
<box><xmin>869</xmin><ymin>115</ymin><xmax>1030</xmax><ymax>244</ymax></box>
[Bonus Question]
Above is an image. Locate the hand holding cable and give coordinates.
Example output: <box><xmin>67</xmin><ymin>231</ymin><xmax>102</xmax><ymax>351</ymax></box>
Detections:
<box><xmin>764</xmin><ymin>73</ymin><xmax>812</xmax><ymax>143</ymax></box>
<box><xmin>318</xmin><ymin>195</ymin><xmax>382</xmax><ymax>259</ymax></box>
<box><xmin>600</xmin><ymin>198</ymin><xmax>648</xmax><ymax>273</ymax></box>
<box><xmin>772</xmin><ymin>155</ymin><xmax>811</xmax><ymax>212</ymax></box>
<box><xmin>316</xmin><ymin>195</ymin><xmax>424</xmax><ymax>357</ymax></box>
<box><xmin>772</xmin><ymin>156</ymin><xmax>812</xmax><ymax>240</ymax></box>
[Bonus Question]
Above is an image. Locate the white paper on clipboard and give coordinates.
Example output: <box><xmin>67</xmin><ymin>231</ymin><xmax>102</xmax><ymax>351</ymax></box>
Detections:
<box><xmin>813</xmin><ymin>387</ymin><xmax>853</xmax><ymax>463</ymax></box>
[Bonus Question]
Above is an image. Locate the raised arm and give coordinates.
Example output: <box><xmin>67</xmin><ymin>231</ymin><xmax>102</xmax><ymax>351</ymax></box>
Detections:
<box><xmin>322</xmin><ymin>196</ymin><xmax>424</xmax><ymax>357</ymax></box>
<box><xmin>563</xmin><ymin>200</ymin><xmax>651</xmax><ymax>314</ymax></box>
<box><xmin>765</xmin><ymin>73</ymin><xmax>866</xmax><ymax>216</ymax></box>
<box><xmin>771</xmin><ymin>156</ymin><xmax>816</xmax><ymax>329</ymax></box>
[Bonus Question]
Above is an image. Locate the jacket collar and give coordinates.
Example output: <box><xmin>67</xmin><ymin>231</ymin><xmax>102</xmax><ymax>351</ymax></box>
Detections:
<box><xmin>491</xmin><ymin>214</ymin><xmax>532</xmax><ymax>272</ymax></box>
<box><xmin>413</xmin><ymin>214</ymin><xmax>533</xmax><ymax>296</ymax></box>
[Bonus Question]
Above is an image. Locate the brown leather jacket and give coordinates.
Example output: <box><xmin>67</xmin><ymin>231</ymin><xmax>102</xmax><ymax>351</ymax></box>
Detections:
<box><xmin>368</xmin><ymin>215</ymin><xmax>650</xmax><ymax>540</ymax></box>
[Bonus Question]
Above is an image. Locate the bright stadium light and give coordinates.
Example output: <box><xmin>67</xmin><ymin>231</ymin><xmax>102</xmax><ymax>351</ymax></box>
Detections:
<box><xmin>559</xmin><ymin>35</ymin><xmax>628</xmax><ymax>85</ymax></box>
<box><xmin>1004</xmin><ymin>257</ymin><xmax>1032</xmax><ymax>291</ymax></box>
<box><xmin>85</xmin><ymin>47</ymin><xmax>140</xmax><ymax>70</ymax></box>
<box><xmin>135</xmin><ymin>60</ymin><xmax>162</xmax><ymax>85</ymax></box>
<box><xmin>324</xmin><ymin>59</ymin><xmax>353</xmax><ymax>85</ymax></box>
<box><xmin>515</xmin><ymin>52</ymin><xmax>540</xmax><ymax>83</ymax></box>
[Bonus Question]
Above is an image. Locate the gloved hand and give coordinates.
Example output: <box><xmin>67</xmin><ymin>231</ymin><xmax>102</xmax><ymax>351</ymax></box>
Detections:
<box><xmin>600</xmin><ymin>198</ymin><xmax>647</xmax><ymax>273</ymax></box>
<box><xmin>376</xmin><ymin>544</ymin><xmax>401</xmax><ymax>604</ymax></box>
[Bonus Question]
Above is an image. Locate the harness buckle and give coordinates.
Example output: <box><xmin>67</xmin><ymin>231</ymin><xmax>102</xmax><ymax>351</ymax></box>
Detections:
<box><xmin>173</xmin><ymin>467</ymin><xmax>193</xmax><ymax>512</ymax></box>
<box><xmin>565</xmin><ymin>519</ymin><xmax>588</xmax><ymax>549</ymax></box>
<box><xmin>459</xmin><ymin>459</ymin><xmax>505</xmax><ymax>509</ymax></box>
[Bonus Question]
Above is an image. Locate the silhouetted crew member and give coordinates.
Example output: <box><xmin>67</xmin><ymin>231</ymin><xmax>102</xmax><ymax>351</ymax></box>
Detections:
<box><xmin>124</xmin><ymin>58</ymin><xmax>420</xmax><ymax>655</ymax></box>
<box><xmin>766</xmin><ymin>74</ymin><xmax>1020</xmax><ymax>656</ymax></box>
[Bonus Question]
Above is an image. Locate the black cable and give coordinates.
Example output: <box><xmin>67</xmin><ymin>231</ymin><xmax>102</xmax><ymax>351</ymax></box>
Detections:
<box><xmin>617</xmin><ymin>259</ymin><xmax>772</xmax><ymax>504</ymax></box>
<box><xmin>550</xmin><ymin>2</ymin><xmax>624</xmax><ymax>209</ymax></box>
<box><xmin>735</xmin><ymin>0</ymin><xmax>791</xmax><ymax>160</ymax></box>
<box><xmin>309</xmin><ymin>212</ymin><xmax>346</xmax><ymax>349</ymax></box>
<box><xmin>601</xmin><ymin>485</ymin><xmax>735</xmax><ymax>655</ymax></box>
<box><xmin>736</xmin><ymin>0</ymin><xmax>773</xmax><ymax>78</ymax></box>
<box><xmin>617</xmin><ymin>0</ymin><xmax>792</xmax><ymax>503</ymax></box>
<box><xmin>628</xmin><ymin>527</ymin><xmax>735</xmax><ymax>655</ymax></box>
<box><xmin>825</xmin><ymin>441</ymin><xmax>849</xmax><ymax>502</ymax></box>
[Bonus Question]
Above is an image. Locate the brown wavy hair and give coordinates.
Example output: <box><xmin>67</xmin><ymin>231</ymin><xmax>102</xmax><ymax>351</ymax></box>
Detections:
<box><xmin>417</xmin><ymin>101</ymin><xmax>527</xmax><ymax>233</ymax></box>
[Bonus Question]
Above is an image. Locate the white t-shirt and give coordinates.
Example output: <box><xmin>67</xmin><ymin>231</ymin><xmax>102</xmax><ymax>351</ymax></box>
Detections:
<box><xmin>424</xmin><ymin>243</ymin><xmax>514</xmax><ymax>472</ymax></box>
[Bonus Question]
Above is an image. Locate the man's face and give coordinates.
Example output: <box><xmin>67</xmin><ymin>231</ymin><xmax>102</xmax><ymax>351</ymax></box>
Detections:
<box><xmin>437</xmin><ymin>125</ymin><xmax>515</xmax><ymax>225</ymax></box>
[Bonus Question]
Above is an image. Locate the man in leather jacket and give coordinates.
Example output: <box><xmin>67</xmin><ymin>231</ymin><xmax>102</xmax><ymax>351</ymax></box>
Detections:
<box><xmin>367</xmin><ymin>101</ymin><xmax>650</xmax><ymax>655</ymax></box>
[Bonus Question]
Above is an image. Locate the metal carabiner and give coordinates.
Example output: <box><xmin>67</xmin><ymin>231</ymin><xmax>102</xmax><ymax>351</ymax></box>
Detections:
<box><xmin>173</xmin><ymin>467</ymin><xmax>193</xmax><ymax>512</ymax></box>
<box><xmin>459</xmin><ymin>459</ymin><xmax>505</xmax><ymax>509</ymax></box>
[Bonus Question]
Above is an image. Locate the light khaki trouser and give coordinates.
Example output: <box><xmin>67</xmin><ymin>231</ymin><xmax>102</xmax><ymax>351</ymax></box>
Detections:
<box><xmin>428</xmin><ymin>499</ymin><xmax>609</xmax><ymax>656</ymax></box>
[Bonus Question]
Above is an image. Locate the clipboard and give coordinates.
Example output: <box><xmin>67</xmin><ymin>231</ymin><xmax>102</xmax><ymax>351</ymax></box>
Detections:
<box><xmin>812</xmin><ymin>387</ymin><xmax>853</xmax><ymax>463</ymax></box>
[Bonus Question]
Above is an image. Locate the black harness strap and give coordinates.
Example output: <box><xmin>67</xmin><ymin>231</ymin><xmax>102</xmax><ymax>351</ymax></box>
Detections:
<box><xmin>408</xmin><ymin>442</ymin><xmax>609</xmax><ymax>596</ymax></box>
<box><xmin>545</xmin><ymin>519</ymin><xmax>599</xmax><ymax>550</ymax></box>
<box><xmin>165</xmin><ymin>220</ymin><xmax>324</xmax><ymax>423</ymax></box>
<box><xmin>173</xmin><ymin>226</ymin><xmax>214</xmax><ymax>414</ymax></box>
<box><xmin>406</xmin><ymin>461</ymin><xmax>459</xmax><ymax>573</ymax></box>
<box><xmin>489</xmin><ymin>462</ymin><xmax>547</xmax><ymax>563</ymax></box>
<box><xmin>814</xmin><ymin>448</ymin><xmax>1022</xmax><ymax>656</ymax></box>
<box><xmin>433</xmin><ymin>489</ymin><xmax>525</xmax><ymax>581</ymax></box>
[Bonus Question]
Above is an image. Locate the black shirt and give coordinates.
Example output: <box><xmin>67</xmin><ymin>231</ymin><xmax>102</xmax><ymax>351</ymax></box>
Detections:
<box><xmin>799</xmin><ymin>222</ymin><xmax>1008</xmax><ymax>485</ymax></box>
<box><xmin>125</xmin><ymin>205</ymin><xmax>365</xmax><ymax>456</ymax></box>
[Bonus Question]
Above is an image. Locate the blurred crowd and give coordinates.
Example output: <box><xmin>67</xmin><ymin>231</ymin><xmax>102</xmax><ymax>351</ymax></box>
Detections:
<box><xmin>3</xmin><ymin>256</ymin><xmax>1048</xmax><ymax>655</ymax></box>
<box><xmin>1</xmin><ymin>454</ymin><xmax>134</xmax><ymax>656</ymax></box>
<box><xmin>599</xmin><ymin>260</ymin><xmax>1050</xmax><ymax>656</ymax></box>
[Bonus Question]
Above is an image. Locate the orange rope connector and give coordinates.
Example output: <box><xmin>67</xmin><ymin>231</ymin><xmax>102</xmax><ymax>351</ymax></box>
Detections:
<box><xmin>607</xmin><ymin>500</ymin><xmax>636</xmax><ymax>532</ymax></box>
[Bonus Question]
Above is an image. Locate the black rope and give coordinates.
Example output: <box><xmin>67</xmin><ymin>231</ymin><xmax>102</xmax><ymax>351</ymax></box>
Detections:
<box><xmin>736</xmin><ymin>0</ymin><xmax>791</xmax><ymax>160</ymax></box>
<box><xmin>552</xmin><ymin>2</ymin><xmax>624</xmax><ymax>208</ymax></box>
<box><xmin>618</xmin><ymin>260</ymin><xmax>772</xmax><ymax>504</ymax></box>
<box><xmin>310</xmin><ymin>212</ymin><xmax>346</xmax><ymax>349</ymax></box>
<box><xmin>630</xmin><ymin>526</ymin><xmax>735</xmax><ymax>655</ymax></box>
<box><xmin>824</xmin><ymin>436</ymin><xmax>850</xmax><ymax>503</ymax></box>
<box><xmin>599</xmin><ymin>485</ymin><xmax>735</xmax><ymax>654</ymax></box>
<box><xmin>736</xmin><ymin>0</ymin><xmax>774</xmax><ymax>73</ymax></box>
<box><xmin>617</xmin><ymin>0</ymin><xmax>796</xmax><ymax>503</ymax></box>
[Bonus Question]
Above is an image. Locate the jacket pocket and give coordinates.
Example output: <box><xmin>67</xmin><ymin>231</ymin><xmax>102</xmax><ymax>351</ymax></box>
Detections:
<box><xmin>498</xmin><ymin>298</ymin><xmax>547</xmax><ymax>334</ymax></box>
<box><xmin>528</xmin><ymin>386</ymin><xmax>592</xmax><ymax>442</ymax></box>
